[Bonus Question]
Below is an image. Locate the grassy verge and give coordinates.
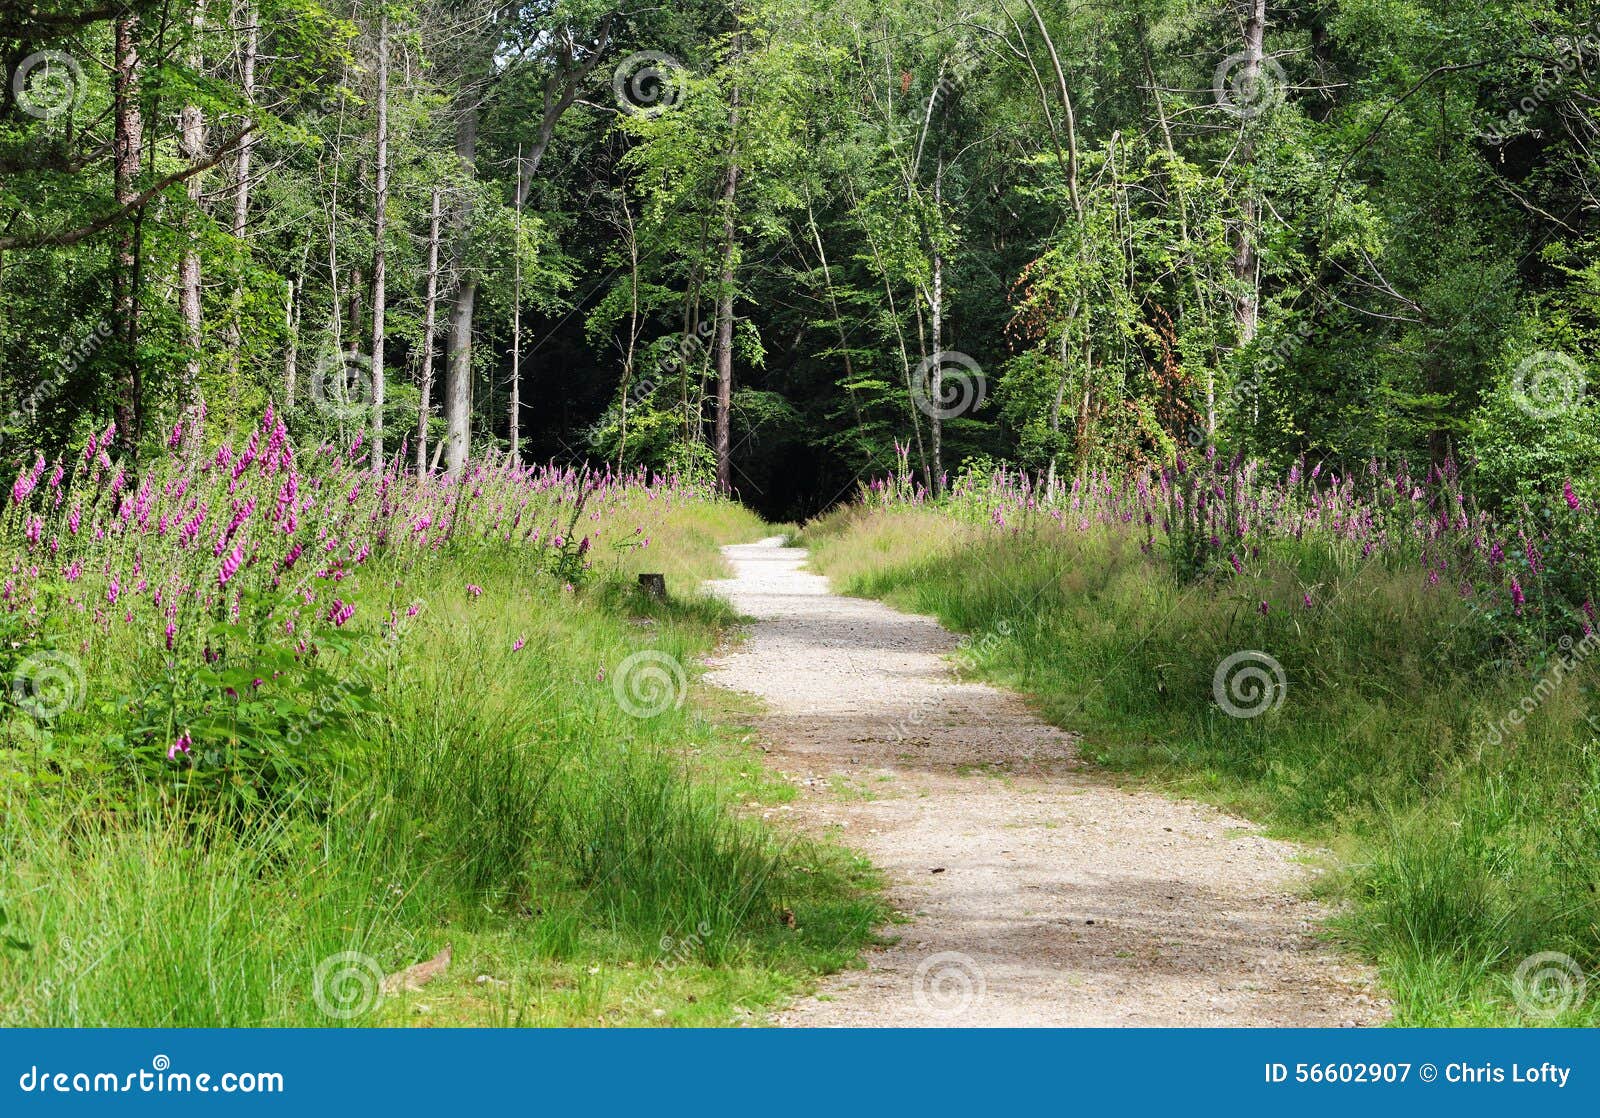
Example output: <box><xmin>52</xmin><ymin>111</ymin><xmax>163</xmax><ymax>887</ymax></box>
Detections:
<box><xmin>0</xmin><ymin>499</ymin><xmax>882</xmax><ymax>1027</ymax></box>
<box><xmin>802</xmin><ymin>504</ymin><xmax>1600</xmax><ymax>1027</ymax></box>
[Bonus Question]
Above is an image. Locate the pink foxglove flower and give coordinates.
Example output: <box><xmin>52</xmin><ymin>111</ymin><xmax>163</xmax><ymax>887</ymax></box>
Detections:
<box><xmin>218</xmin><ymin>542</ymin><xmax>244</xmax><ymax>587</ymax></box>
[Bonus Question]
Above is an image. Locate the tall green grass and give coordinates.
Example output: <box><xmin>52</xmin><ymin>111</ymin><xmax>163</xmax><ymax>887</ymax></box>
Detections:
<box><xmin>0</xmin><ymin>502</ymin><xmax>882</xmax><ymax>1026</ymax></box>
<box><xmin>806</xmin><ymin>505</ymin><xmax>1600</xmax><ymax>1026</ymax></box>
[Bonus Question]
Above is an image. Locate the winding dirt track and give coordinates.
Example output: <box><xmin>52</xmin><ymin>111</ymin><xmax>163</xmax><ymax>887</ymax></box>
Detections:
<box><xmin>704</xmin><ymin>538</ymin><xmax>1386</xmax><ymax>1027</ymax></box>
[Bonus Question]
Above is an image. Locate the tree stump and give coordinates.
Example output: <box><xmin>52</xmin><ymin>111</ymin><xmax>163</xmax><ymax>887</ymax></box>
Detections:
<box><xmin>638</xmin><ymin>573</ymin><xmax>667</xmax><ymax>601</ymax></box>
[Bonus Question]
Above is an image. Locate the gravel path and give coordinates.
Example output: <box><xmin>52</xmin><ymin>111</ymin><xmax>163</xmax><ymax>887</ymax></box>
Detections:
<box><xmin>703</xmin><ymin>537</ymin><xmax>1386</xmax><ymax>1027</ymax></box>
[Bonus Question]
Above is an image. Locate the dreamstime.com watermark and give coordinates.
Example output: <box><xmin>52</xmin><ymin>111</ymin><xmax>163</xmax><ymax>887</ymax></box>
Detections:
<box><xmin>8</xmin><ymin>649</ymin><xmax>87</xmax><ymax>723</ymax></box>
<box><xmin>588</xmin><ymin>320</ymin><xmax>715</xmax><ymax>449</ymax></box>
<box><xmin>613</xmin><ymin>51</ymin><xmax>687</xmax><ymax>116</ymax></box>
<box><xmin>912</xmin><ymin>351</ymin><xmax>986</xmax><ymax>421</ymax></box>
<box><xmin>3</xmin><ymin>928</ymin><xmax>113</xmax><ymax>1026</ymax></box>
<box><xmin>16</xmin><ymin>1055</ymin><xmax>283</xmax><ymax>1095</ymax></box>
<box><xmin>1483</xmin><ymin>27</ymin><xmax>1600</xmax><ymax>145</ymax></box>
<box><xmin>2</xmin><ymin>319</ymin><xmax>111</xmax><ymax>456</ymax></box>
<box><xmin>11</xmin><ymin>50</ymin><xmax>86</xmax><ymax>121</ymax></box>
<box><xmin>1212</xmin><ymin>650</ymin><xmax>1287</xmax><ymax>719</ymax></box>
<box><xmin>314</xmin><ymin>950</ymin><xmax>385</xmax><ymax>1020</ymax></box>
<box><xmin>1511</xmin><ymin>350</ymin><xmax>1588</xmax><ymax>420</ymax></box>
<box><xmin>309</xmin><ymin>349</ymin><xmax>376</xmax><ymax>425</ymax></box>
<box><xmin>1477</xmin><ymin>630</ymin><xmax>1599</xmax><ymax>749</ymax></box>
<box><xmin>878</xmin><ymin>619</ymin><xmax>1013</xmax><ymax>742</ymax></box>
<box><xmin>1213</xmin><ymin>49</ymin><xmax>1286</xmax><ymax>120</ymax></box>
<box><xmin>912</xmin><ymin>951</ymin><xmax>985</xmax><ymax>1018</ymax></box>
<box><xmin>1187</xmin><ymin>296</ymin><xmax>1328</xmax><ymax>449</ymax></box>
<box><xmin>611</xmin><ymin>649</ymin><xmax>688</xmax><ymax>718</ymax></box>
<box><xmin>1512</xmin><ymin>951</ymin><xmax>1588</xmax><ymax>1021</ymax></box>
<box><xmin>620</xmin><ymin>921</ymin><xmax>715</xmax><ymax>1018</ymax></box>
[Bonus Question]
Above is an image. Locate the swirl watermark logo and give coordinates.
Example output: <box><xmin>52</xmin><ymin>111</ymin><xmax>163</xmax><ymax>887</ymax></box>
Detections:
<box><xmin>309</xmin><ymin>350</ymin><xmax>376</xmax><ymax>423</ymax></box>
<box><xmin>12</xmin><ymin>51</ymin><xmax>85</xmax><ymax>121</ymax></box>
<box><xmin>1511</xmin><ymin>351</ymin><xmax>1586</xmax><ymax>419</ymax></box>
<box><xmin>151</xmin><ymin>1055</ymin><xmax>171</xmax><ymax>1072</ymax></box>
<box><xmin>613</xmin><ymin>52</ymin><xmax>686</xmax><ymax>117</ymax></box>
<box><xmin>913</xmin><ymin>951</ymin><xmax>984</xmax><ymax>1018</ymax></box>
<box><xmin>912</xmin><ymin>351</ymin><xmax>987</xmax><ymax>420</ymax></box>
<box><xmin>10</xmin><ymin>651</ymin><xmax>85</xmax><ymax>721</ymax></box>
<box><xmin>611</xmin><ymin>649</ymin><xmax>687</xmax><ymax>718</ymax></box>
<box><xmin>313</xmin><ymin>950</ymin><xmax>384</xmax><ymax>1020</ymax></box>
<box><xmin>1213</xmin><ymin>51</ymin><xmax>1286</xmax><ymax>119</ymax></box>
<box><xmin>1512</xmin><ymin>951</ymin><xmax>1586</xmax><ymax>1021</ymax></box>
<box><xmin>1212</xmin><ymin>650</ymin><xmax>1287</xmax><ymax>719</ymax></box>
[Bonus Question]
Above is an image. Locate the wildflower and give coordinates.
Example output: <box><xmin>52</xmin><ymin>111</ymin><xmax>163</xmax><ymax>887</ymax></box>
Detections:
<box><xmin>218</xmin><ymin>542</ymin><xmax>244</xmax><ymax>587</ymax></box>
<box><xmin>1301</xmin><ymin>593</ymin><xmax>1313</xmax><ymax>609</ymax></box>
<box><xmin>167</xmin><ymin>732</ymin><xmax>193</xmax><ymax>761</ymax></box>
<box><xmin>1511</xmin><ymin>576</ymin><xmax>1526</xmax><ymax>614</ymax></box>
<box><xmin>512</xmin><ymin>637</ymin><xmax>526</xmax><ymax>651</ymax></box>
<box><xmin>466</xmin><ymin>584</ymin><xmax>484</xmax><ymax>599</ymax></box>
<box><xmin>1258</xmin><ymin>600</ymin><xmax>1269</xmax><ymax>616</ymax></box>
<box><xmin>1565</xmin><ymin>479</ymin><xmax>1581</xmax><ymax>511</ymax></box>
<box><xmin>327</xmin><ymin>599</ymin><xmax>355</xmax><ymax>627</ymax></box>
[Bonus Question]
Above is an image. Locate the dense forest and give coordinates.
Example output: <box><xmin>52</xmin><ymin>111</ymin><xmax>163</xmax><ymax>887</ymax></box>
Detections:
<box><xmin>5</xmin><ymin>0</ymin><xmax>1598</xmax><ymax>519</ymax></box>
<box><xmin>6</xmin><ymin>0</ymin><xmax>1600</xmax><ymax>1032</ymax></box>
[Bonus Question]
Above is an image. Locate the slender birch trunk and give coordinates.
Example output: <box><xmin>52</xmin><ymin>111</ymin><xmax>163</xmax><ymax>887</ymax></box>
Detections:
<box><xmin>369</xmin><ymin>9</ymin><xmax>390</xmax><ymax>465</ymax></box>
<box><xmin>713</xmin><ymin>59</ymin><xmax>742</xmax><ymax>495</ymax></box>
<box><xmin>1233</xmin><ymin>0</ymin><xmax>1266</xmax><ymax>348</ymax></box>
<box><xmin>417</xmin><ymin>187</ymin><xmax>442</xmax><ymax>476</ymax></box>
<box><xmin>444</xmin><ymin>103</ymin><xmax>477</xmax><ymax>477</ymax></box>
<box><xmin>225</xmin><ymin>0</ymin><xmax>257</xmax><ymax>388</ymax></box>
<box><xmin>178</xmin><ymin>1</ymin><xmax>207</xmax><ymax>405</ymax></box>
<box><xmin>112</xmin><ymin>12</ymin><xmax>144</xmax><ymax>454</ymax></box>
<box><xmin>509</xmin><ymin>145</ymin><xmax>522</xmax><ymax>461</ymax></box>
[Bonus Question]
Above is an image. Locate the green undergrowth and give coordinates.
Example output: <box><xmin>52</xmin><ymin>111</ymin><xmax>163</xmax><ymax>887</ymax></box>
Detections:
<box><xmin>802</xmin><ymin>504</ymin><xmax>1600</xmax><ymax>1027</ymax></box>
<box><xmin>0</xmin><ymin>501</ymin><xmax>883</xmax><ymax>1026</ymax></box>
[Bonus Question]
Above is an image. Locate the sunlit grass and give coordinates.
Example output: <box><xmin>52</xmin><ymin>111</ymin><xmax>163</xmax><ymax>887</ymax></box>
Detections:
<box><xmin>807</xmin><ymin>505</ymin><xmax>1600</xmax><ymax>1027</ymax></box>
<box><xmin>0</xmin><ymin>497</ymin><xmax>883</xmax><ymax>1026</ymax></box>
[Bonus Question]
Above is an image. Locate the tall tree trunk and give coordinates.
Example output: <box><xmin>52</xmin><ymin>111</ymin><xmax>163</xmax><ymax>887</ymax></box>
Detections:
<box><xmin>928</xmin><ymin>159</ymin><xmax>944</xmax><ymax>494</ymax></box>
<box><xmin>283</xmin><ymin>274</ymin><xmax>301</xmax><ymax>406</ymax></box>
<box><xmin>713</xmin><ymin>66</ymin><xmax>741</xmax><ymax>495</ymax></box>
<box><xmin>509</xmin><ymin>144</ymin><xmax>522</xmax><ymax>461</ymax></box>
<box><xmin>346</xmin><ymin>265</ymin><xmax>362</xmax><ymax>357</ymax></box>
<box><xmin>416</xmin><ymin>186</ymin><xmax>442</xmax><ymax>476</ymax></box>
<box><xmin>444</xmin><ymin>103</ymin><xmax>477</xmax><ymax>477</ymax></box>
<box><xmin>615</xmin><ymin>195</ymin><xmax>642</xmax><ymax>469</ymax></box>
<box><xmin>111</xmin><ymin>12</ymin><xmax>144</xmax><ymax>455</ymax></box>
<box><xmin>369</xmin><ymin>10</ymin><xmax>389</xmax><ymax>465</ymax></box>
<box><xmin>1232</xmin><ymin>0</ymin><xmax>1266</xmax><ymax>348</ymax></box>
<box><xmin>178</xmin><ymin>1</ymin><xmax>207</xmax><ymax>405</ymax></box>
<box><xmin>225</xmin><ymin>0</ymin><xmax>258</xmax><ymax>389</ymax></box>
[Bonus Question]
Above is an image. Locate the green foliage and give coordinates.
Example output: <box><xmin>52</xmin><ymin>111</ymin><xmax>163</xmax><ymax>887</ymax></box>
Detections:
<box><xmin>810</xmin><ymin>504</ymin><xmax>1600</xmax><ymax>1025</ymax></box>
